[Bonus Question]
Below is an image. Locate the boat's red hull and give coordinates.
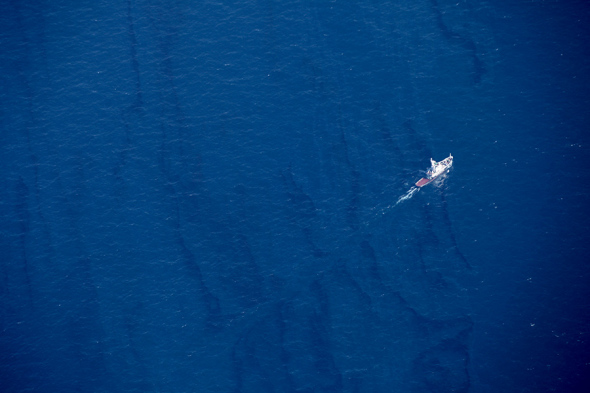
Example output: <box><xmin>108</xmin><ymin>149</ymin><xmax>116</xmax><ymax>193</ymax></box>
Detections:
<box><xmin>415</xmin><ymin>178</ymin><xmax>432</xmax><ymax>187</ymax></box>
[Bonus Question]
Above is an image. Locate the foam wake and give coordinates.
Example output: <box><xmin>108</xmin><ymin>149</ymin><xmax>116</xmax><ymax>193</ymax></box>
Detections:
<box><xmin>395</xmin><ymin>186</ymin><xmax>420</xmax><ymax>206</ymax></box>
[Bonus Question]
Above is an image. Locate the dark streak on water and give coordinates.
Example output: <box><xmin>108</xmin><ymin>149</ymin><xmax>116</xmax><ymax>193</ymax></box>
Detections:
<box><xmin>430</xmin><ymin>0</ymin><xmax>486</xmax><ymax>84</ymax></box>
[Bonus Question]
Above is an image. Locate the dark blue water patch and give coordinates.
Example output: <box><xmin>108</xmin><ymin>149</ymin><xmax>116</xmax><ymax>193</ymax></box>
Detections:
<box><xmin>411</xmin><ymin>328</ymin><xmax>471</xmax><ymax>393</ymax></box>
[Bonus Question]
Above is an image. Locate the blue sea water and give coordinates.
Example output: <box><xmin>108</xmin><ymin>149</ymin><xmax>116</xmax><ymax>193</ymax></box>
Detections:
<box><xmin>1</xmin><ymin>0</ymin><xmax>589</xmax><ymax>392</ymax></box>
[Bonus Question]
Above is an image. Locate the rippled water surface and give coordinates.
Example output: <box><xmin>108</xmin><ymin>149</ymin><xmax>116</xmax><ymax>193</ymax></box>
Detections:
<box><xmin>1</xmin><ymin>1</ymin><xmax>589</xmax><ymax>392</ymax></box>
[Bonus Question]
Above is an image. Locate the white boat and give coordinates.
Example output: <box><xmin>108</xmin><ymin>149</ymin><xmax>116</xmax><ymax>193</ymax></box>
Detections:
<box><xmin>415</xmin><ymin>154</ymin><xmax>453</xmax><ymax>187</ymax></box>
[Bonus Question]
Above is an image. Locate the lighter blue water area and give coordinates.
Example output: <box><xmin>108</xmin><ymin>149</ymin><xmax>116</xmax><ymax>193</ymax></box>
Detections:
<box><xmin>1</xmin><ymin>1</ymin><xmax>589</xmax><ymax>392</ymax></box>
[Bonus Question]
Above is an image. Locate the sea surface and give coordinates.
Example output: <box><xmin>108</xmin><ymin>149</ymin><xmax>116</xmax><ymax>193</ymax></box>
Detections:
<box><xmin>1</xmin><ymin>1</ymin><xmax>589</xmax><ymax>392</ymax></box>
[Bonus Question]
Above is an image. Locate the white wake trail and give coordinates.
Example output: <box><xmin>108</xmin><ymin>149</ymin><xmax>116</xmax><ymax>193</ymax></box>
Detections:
<box><xmin>395</xmin><ymin>186</ymin><xmax>420</xmax><ymax>206</ymax></box>
<box><xmin>362</xmin><ymin>186</ymin><xmax>421</xmax><ymax>227</ymax></box>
